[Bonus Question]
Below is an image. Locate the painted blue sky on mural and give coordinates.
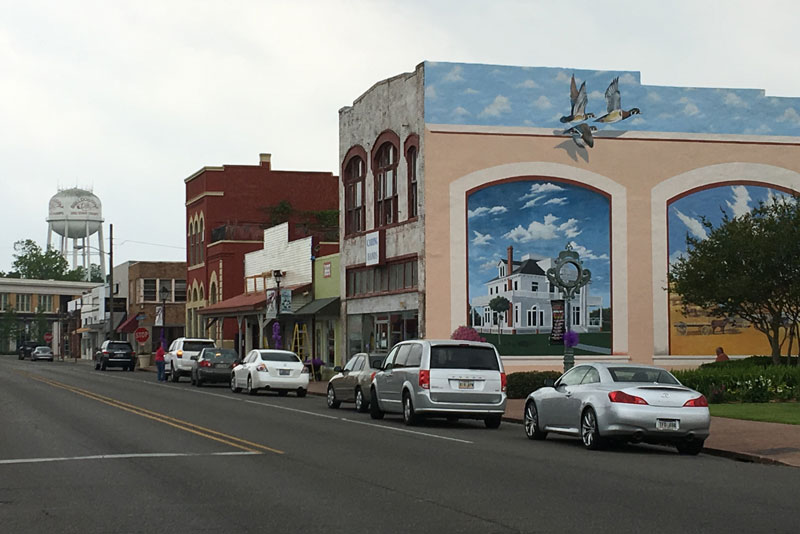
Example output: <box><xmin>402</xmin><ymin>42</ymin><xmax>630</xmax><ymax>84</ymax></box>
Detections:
<box><xmin>424</xmin><ymin>62</ymin><xmax>800</xmax><ymax>137</ymax></box>
<box><xmin>467</xmin><ymin>181</ymin><xmax>611</xmax><ymax>308</ymax></box>
<box><xmin>668</xmin><ymin>185</ymin><xmax>793</xmax><ymax>265</ymax></box>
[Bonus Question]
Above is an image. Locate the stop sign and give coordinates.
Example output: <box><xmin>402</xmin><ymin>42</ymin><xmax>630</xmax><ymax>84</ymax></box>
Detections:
<box><xmin>44</xmin><ymin>332</ymin><xmax>53</xmax><ymax>343</ymax></box>
<box><xmin>134</xmin><ymin>328</ymin><xmax>150</xmax><ymax>344</ymax></box>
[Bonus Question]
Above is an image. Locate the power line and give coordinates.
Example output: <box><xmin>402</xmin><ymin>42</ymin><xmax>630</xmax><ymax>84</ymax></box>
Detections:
<box><xmin>116</xmin><ymin>239</ymin><xmax>184</xmax><ymax>250</ymax></box>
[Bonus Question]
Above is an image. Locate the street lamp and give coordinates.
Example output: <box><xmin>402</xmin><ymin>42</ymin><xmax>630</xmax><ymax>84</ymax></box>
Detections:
<box><xmin>272</xmin><ymin>269</ymin><xmax>283</xmax><ymax>349</ymax></box>
<box><xmin>159</xmin><ymin>283</ymin><xmax>171</xmax><ymax>349</ymax></box>
<box><xmin>546</xmin><ymin>243</ymin><xmax>591</xmax><ymax>372</ymax></box>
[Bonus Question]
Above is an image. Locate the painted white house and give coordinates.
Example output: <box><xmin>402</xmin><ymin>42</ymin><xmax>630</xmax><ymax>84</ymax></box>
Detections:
<box><xmin>471</xmin><ymin>247</ymin><xmax>602</xmax><ymax>334</ymax></box>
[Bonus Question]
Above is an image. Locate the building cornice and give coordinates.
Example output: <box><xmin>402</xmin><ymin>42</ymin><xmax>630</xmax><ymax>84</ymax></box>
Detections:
<box><xmin>185</xmin><ymin>191</ymin><xmax>224</xmax><ymax>206</ymax></box>
<box><xmin>184</xmin><ymin>166</ymin><xmax>225</xmax><ymax>184</ymax></box>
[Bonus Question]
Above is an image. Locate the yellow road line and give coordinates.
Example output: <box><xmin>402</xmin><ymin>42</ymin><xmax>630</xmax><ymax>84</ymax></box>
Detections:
<box><xmin>29</xmin><ymin>375</ymin><xmax>283</xmax><ymax>455</ymax></box>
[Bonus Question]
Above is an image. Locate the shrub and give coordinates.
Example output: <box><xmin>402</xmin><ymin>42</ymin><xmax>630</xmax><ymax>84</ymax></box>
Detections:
<box><xmin>507</xmin><ymin>371</ymin><xmax>562</xmax><ymax>399</ymax></box>
<box><xmin>673</xmin><ymin>357</ymin><xmax>800</xmax><ymax>403</ymax></box>
<box><xmin>451</xmin><ymin>326</ymin><xmax>486</xmax><ymax>343</ymax></box>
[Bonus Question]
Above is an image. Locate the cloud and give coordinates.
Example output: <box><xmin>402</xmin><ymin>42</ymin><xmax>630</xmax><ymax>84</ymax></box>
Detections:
<box><xmin>443</xmin><ymin>65</ymin><xmax>464</xmax><ymax>82</ymax></box>
<box><xmin>425</xmin><ymin>85</ymin><xmax>437</xmax><ymax>99</ymax></box>
<box><xmin>555</xmin><ymin>71</ymin><xmax>571</xmax><ymax>83</ymax></box>
<box><xmin>532</xmin><ymin>95</ymin><xmax>552</xmax><ymax>109</ymax></box>
<box><xmin>743</xmin><ymin>124</ymin><xmax>772</xmax><ymax>135</ymax></box>
<box><xmin>471</xmin><ymin>230</ymin><xmax>493</xmax><ymax>246</ymax></box>
<box><xmin>588</xmin><ymin>90</ymin><xmax>604</xmax><ymax>101</ymax></box>
<box><xmin>502</xmin><ymin>213</ymin><xmax>581</xmax><ymax>243</ymax></box>
<box><xmin>669</xmin><ymin>250</ymin><xmax>687</xmax><ymax>266</ymax></box>
<box><xmin>522</xmin><ymin>195</ymin><xmax>544</xmax><ymax>208</ymax></box>
<box><xmin>568</xmin><ymin>241</ymin><xmax>609</xmax><ymax>261</ymax></box>
<box><xmin>646</xmin><ymin>92</ymin><xmax>662</xmax><ymax>103</ymax></box>
<box><xmin>723</xmin><ymin>92</ymin><xmax>747</xmax><ymax>108</ymax></box>
<box><xmin>544</xmin><ymin>197</ymin><xmax>567</xmax><ymax>206</ymax></box>
<box><xmin>479</xmin><ymin>95</ymin><xmax>511</xmax><ymax>117</ymax></box>
<box><xmin>726</xmin><ymin>186</ymin><xmax>751</xmax><ymax>217</ymax></box>
<box><xmin>619</xmin><ymin>73</ymin><xmax>637</xmax><ymax>84</ymax></box>
<box><xmin>479</xmin><ymin>260</ymin><xmax>497</xmax><ymax>271</ymax></box>
<box><xmin>674</xmin><ymin>208</ymin><xmax>708</xmax><ymax>240</ymax></box>
<box><xmin>453</xmin><ymin>106</ymin><xmax>470</xmax><ymax>117</ymax></box>
<box><xmin>468</xmin><ymin>205</ymin><xmax>508</xmax><ymax>218</ymax></box>
<box><xmin>516</xmin><ymin>79</ymin><xmax>538</xmax><ymax>89</ymax></box>
<box><xmin>630</xmin><ymin>117</ymin><xmax>646</xmax><ymax>125</ymax></box>
<box><xmin>777</xmin><ymin>107</ymin><xmax>800</xmax><ymax>125</ymax></box>
<box><xmin>463</xmin><ymin>88</ymin><xmax>479</xmax><ymax>95</ymax></box>
<box><xmin>683</xmin><ymin>103</ymin><xmax>700</xmax><ymax>116</ymax></box>
<box><xmin>521</xmin><ymin>182</ymin><xmax>564</xmax><ymax>199</ymax></box>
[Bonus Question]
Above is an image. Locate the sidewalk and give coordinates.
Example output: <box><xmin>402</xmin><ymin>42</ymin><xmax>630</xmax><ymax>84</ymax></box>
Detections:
<box><xmin>137</xmin><ymin>365</ymin><xmax>800</xmax><ymax>468</ymax></box>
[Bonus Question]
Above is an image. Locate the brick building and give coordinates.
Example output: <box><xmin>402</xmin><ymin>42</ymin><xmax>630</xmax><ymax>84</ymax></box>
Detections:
<box><xmin>184</xmin><ymin>153</ymin><xmax>338</xmax><ymax>349</ymax></box>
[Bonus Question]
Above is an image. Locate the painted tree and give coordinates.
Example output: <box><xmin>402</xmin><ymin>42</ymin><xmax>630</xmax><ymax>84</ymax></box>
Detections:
<box><xmin>669</xmin><ymin>197</ymin><xmax>800</xmax><ymax>364</ymax></box>
<box><xmin>488</xmin><ymin>296</ymin><xmax>511</xmax><ymax>344</ymax></box>
<box><xmin>0</xmin><ymin>308</ymin><xmax>18</xmax><ymax>353</ymax></box>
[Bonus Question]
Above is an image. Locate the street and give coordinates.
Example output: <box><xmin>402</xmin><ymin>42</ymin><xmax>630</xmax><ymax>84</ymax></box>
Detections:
<box><xmin>1</xmin><ymin>355</ymin><xmax>798</xmax><ymax>534</ymax></box>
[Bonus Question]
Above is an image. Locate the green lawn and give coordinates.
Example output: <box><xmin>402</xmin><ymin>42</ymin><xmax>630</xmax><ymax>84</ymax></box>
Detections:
<box><xmin>709</xmin><ymin>402</ymin><xmax>800</xmax><ymax>425</ymax></box>
<box><xmin>481</xmin><ymin>332</ymin><xmax>611</xmax><ymax>356</ymax></box>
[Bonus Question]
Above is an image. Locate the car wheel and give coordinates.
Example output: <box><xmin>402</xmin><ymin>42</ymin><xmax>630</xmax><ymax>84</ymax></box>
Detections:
<box><xmin>170</xmin><ymin>364</ymin><xmax>180</xmax><ymax>382</ymax></box>
<box><xmin>18</xmin><ymin>354</ymin><xmax>23</xmax><ymax>360</ymax></box>
<box><xmin>402</xmin><ymin>392</ymin><xmax>419</xmax><ymax>426</ymax></box>
<box><xmin>296</xmin><ymin>389</ymin><xmax>307</xmax><ymax>398</ymax></box>
<box><xmin>246</xmin><ymin>375</ymin><xmax>257</xmax><ymax>395</ymax></box>
<box><xmin>355</xmin><ymin>388</ymin><xmax>368</xmax><ymax>413</ymax></box>
<box><xmin>524</xmin><ymin>400</ymin><xmax>547</xmax><ymax>440</ymax></box>
<box><xmin>327</xmin><ymin>385</ymin><xmax>340</xmax><ymax>408</ymax></box>
<box><xmin>581</xmin><ymin>407</ymin><xmax>604</xmax><ymax>450</ymax></box>
<box><xmin>196</xmin><ymin>377</ymin><xmax>203</xmax><ymax>387</ymax></box>
<box><xmin>676</xmin><ymin>439</ymin><xmax>705</xmax><ymax>456</ymax></box>
<box><xmin>369</xmin><ymin>388</ymin><xmax>384</xmax><ymax>420</ymax></box>
<box><xmin>230</xmin><ymin>374</ymin><xmax>241</xmax><ymax>393</ymax></box>
<box><xmin>484</xmin><ymin>414</ymin><xmax>502</xmax><ymax>429</ymax></box>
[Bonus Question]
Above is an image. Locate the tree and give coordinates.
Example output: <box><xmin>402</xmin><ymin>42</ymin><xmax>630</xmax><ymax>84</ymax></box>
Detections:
<box><xmin>669</xmin><ymin>197</ymin><xmax>800</xmax><ymax>364</ymax></box>
<box><xmin>0</xmin><ymin>308</ymin><xmax>18</xmax><ymax>353</ymax></box>
<box><xmin>11</xmin><ymin>239</ymin><xmax>70</xmax><ymax>280</ymax></box>
<box><xmin>29</xmin><ymin>307</ymin><xmax>49</xmax><ymax>344</ymax></box>
<box><xmin>488</xmin><ymin>296</ymin><xmax>511</xmax><ymax>344</ymax></box>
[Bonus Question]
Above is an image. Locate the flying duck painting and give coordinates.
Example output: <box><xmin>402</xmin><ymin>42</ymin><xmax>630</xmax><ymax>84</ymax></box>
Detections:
<box><xmin>564</xmin><ymin>123</ymin><xmax>597</xmax><ymax>148</ymax></box>
<box><xmin>560</xmin><ymin>75</ymin><xmax>595</xmax><ymax>123</ymax></box>
<box><xmin>594</xmin><ymin>77</ymin><xmax>640</xmax><ymax>124</ymax></box>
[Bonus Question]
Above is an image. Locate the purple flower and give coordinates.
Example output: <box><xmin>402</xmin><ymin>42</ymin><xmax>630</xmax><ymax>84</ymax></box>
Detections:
<box><xmin>564</xmin><ymin>330</ymin><xmax>579</xmax><ymax>348</ymax></box>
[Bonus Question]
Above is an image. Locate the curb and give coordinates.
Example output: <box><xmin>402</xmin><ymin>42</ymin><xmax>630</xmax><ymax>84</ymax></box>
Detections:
<box><xmin>701</xmin><ymin>447</ymin><xmax>794</xmax><ymax>467</ymax></box>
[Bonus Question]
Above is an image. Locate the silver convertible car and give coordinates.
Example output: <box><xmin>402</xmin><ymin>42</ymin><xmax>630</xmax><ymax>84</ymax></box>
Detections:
<box><xmin>523</xmin><ymin>363</ymin><xmax>710</xmax><ymax>455</ymax></box>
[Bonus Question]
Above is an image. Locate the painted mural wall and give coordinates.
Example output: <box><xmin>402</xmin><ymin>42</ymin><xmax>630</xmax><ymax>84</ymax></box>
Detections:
<box><xmin>467</xmin><ymin>179</ymin><xmax>611</xmax><ymax>356</ymax></box>
<box><xmin>667</xmin><ymin>184</ymin><xmax>794</xmax><ymax>355</ymax></box>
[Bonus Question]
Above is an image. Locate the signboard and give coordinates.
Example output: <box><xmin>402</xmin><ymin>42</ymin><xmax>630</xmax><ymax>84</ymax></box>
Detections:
<box><xmin>134</xmin><ymin>328</ymin><xmax>150</xmax><ymax>344</ymax></box>
<box><xmin>280</xmin><ymin>289</ymin><xmax>292</xmax><ymax>314</ymax></box>
<box><xmin>44</xmin><ymin>332</ymin><xmax>53</xmax><ymax>343</ymax></box>
<box><xmin>365</xmin><ymin>231</ymin><xmax>380</xmax><ymax>266</ymax></box>
<box><xmin>323</xmin><ymin>262</ymin><xmax>331</xmax><ymax>278</ymax></box>
<box><xmin>154</xmin><ymin>305</ymin><xmax>164</xmax><ymax>327</ymax></box>
<box><xmin>549</xmin><ymin>300</ymin><xmax>565</xmax><ymax>345</ymax></box>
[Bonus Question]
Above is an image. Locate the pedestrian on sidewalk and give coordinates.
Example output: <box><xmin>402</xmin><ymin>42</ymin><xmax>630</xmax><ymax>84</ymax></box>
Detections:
<box><xmin>155</xmin><ymin>343</ymin><xmax>166</xmax><ymax>381</ymax></box>
<box><xmin>715</xmin><ymin>346</ymin><xmax>729</xmax><ymax>362</ymax></box>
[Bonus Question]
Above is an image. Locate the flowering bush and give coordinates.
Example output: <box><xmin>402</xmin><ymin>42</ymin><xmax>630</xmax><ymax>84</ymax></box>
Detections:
<box><xmin>451</xmin><ymin>326</ymin><xmax>486</xmax><ymax>343</ymax></box>
<box><xmin>564</xmin><ymin>330</ymin><xmax>579</xmax><ymax>348</ymax></box>
<box><xmin>673</xmin><ymin>357</ymin><xmax>800</xmax><ymax>403</ymax></box>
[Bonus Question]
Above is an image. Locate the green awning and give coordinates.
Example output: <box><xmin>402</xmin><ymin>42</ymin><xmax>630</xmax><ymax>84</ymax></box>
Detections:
<box><xmin>294</xmin><ymin>297</ymin><xmax>339</xmax><ymax>316</ymax></box>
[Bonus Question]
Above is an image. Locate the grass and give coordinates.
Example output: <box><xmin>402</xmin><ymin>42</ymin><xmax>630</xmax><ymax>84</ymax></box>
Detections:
<box><xmin>481</xmin><ymin>332</ymin><xmax>612</xmax><ymax>356</ymax></box>
<box><xmin>709</xmin><ymin>402</ymin><xmax>800</xmax><ymax>425</ymax></box>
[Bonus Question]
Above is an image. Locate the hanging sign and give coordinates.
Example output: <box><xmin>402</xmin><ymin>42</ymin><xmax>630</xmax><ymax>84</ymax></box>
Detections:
<box><xmin>549</xmin><ymin>300</ymin><xmax>565</xmax><ymax>345</ymax></box>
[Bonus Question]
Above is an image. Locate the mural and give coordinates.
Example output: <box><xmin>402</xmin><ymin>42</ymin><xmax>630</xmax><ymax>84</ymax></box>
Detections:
<box><xmin>467</xmin><ymin>179</ymin><xmax>611</xmax><ymax>356</ymax></box>
<box><xmin>668</xmin><ymin>184</ymin><xmax>793</xmax><ymax>355</ymax></box>
<box><xmin>424</xmin><ymin>61</ymin><xmax>800</xmax><ymax>138</ymax></box>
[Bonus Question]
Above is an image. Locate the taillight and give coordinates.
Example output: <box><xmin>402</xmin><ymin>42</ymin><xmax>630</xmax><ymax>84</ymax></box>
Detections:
<box><xmin>608</xmin><ymin>390</ymin><xmax>649</xmax><ymax>405</ymax></box>
<box><xmin>103</xmin><ymin>350</ymin><xmax>109</xmax><ymax>355</ymax></box>
<box><xmin>370</xmin><ymin>372</ymin><xmax>376</xmax><ymax>382</ymax></box>
<box><xmin>131</xmin><ymin>351</ymin><xmax>136</xmax><ymax>356</ymax></box>
<box><xmin>500</xmin><ymin>372</ymin><xmax>507</xmax><ymax>392</ymax></box>
<box><xmin>301</xmin><ymin>366</ymin><xmax>310</xmax><ymax>374</ymax></box>
<box><xmin>683</xmin><ymin>395</ymin><xmax>708</xmax><ymax>407</ymax></box>
<box><xmin>176</xmin><ymin>350</ymin><xmax>183</xmax><ymax>358</ymax></box>
<box><xmin>199</xmin><ymin>360</ymin><xmax>212</xmax><ymax>368</ymax></box>
<box><xmin>256</xmin><ymin>363</ymin><xmax>268</xmax><ymax>372</ymax></box>
<box><xmin>419</xmin><ymin>369</ymin><xmax>430</xmax><ymax>389</ymax></box>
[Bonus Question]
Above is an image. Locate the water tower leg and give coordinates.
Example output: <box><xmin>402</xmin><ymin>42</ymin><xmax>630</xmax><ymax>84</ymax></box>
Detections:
<box><xmin>97</xmin><ymin>225</ymin><xmax>106</xmax><ymax>280</ymax></box>
<box><xmin>72</xmin><ymin>238</ymin><xmax>78</xmax><ymax>268</ymax></box>
<box><xmin>47</xmin><ymin>224</ymin><xmax>52</xmax><ymax>250</ymax></box>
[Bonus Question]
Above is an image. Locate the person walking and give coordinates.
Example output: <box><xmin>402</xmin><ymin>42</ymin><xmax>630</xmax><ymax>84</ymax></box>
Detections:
<box><xmin>155</xmin><ymin>342</ymin><xmax>166</xmax><ymax>381</ymax></box>
<box><xmin>715</xmin><ymin>346</ymin><xmax>730</xmax><ymax>362</ymax></box>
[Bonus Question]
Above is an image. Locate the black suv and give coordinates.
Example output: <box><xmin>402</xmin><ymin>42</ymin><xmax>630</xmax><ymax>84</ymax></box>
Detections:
<box><xmin>18</xmin><ymin>340</ymin><xmax>39</xmax><ymax>360</ymax></box>
<box><xmin>94</xmin><ymin>340</ymin><xmax>136</xmax><ymax>371</ymax></box>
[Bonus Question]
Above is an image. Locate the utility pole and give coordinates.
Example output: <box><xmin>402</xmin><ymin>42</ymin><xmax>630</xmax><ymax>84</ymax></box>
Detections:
<box><xmin>109</xmin><ymin>223</ymin><xmax>114</xmax><ymax>341</ymax></box>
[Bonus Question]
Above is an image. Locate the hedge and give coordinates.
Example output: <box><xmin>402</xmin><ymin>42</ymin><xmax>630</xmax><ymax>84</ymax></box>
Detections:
<box><xmin>507</xmin><ymin>371</ymin><xmax>562</xmax><ymax>399</ymax></box>
<box><xmin>673</xmin><ymin>358</ymin><xmax>800</xmax><ymax>403</ymax></box>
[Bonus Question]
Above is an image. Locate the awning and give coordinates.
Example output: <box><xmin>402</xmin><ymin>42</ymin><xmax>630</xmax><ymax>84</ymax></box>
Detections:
<box><xmin>116</xmin><ymin>314</ymin><xmax>139</xmax><ymax>333</ymax></box>
<box><xmin>75</xmin><ymin>327</ymin><xmax>90</xmax><ymax>334</ymax></box>
<box><xmin>294</xmin><ymin>297</ymin><xmax>340</xmax><ymax>316</ymax></box>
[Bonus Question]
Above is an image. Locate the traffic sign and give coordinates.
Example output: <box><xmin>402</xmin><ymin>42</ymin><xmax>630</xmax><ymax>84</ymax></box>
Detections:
<box><xmin>44</xmin><ymin>332</ymin><xmax>53</xmax><ymax>343</ymax></box>
<box><xmin>134</xmin><ymin>328</ymin><xmax>150</xmax><ymax>344</ymax></box>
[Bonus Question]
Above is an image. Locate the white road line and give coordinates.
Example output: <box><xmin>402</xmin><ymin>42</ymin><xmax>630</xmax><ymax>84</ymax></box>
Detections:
<box><xmin>0</xmin><ymin>451</ymin><xmax>260</xmax><ymax>465</ymax></box>
<box><xmin>340</xmin><ymin>418</ymin><xmax>474</xmax><ymax>444</ymax></box>
<box><xmin>242</xmin><ymin>399</ymin><xmax>340</xmax><ymax>419</ymax></box>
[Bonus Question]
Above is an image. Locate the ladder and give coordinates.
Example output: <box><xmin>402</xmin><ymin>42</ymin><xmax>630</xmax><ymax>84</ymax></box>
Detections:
<box><xmin>291</xmin><ymin>322</ymin><xmax>310</xmax><ymax>364</ymax></box>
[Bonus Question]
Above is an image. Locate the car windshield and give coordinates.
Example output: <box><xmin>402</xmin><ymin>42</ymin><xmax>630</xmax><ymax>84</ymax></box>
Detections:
<box><xmin>202</xmin><ymin>349</ymin><xmax>237</xmax><ymax>362</ymax></box>
<box><xmin>184</xmin><ymin>341</ymin><xmax>215</xmax><ymax>352</ymax></box>
<box><xmin>107</xmin><ymin>342</ymin><xmax>132</xmax><ymax>351</ymax></box>
<box><xmin>429</xmin><ymin>346</ymin><xmax>500</xmax><ymax>371</ymax></box>
<box><xmin>259</xmin><ymin>352</ymin><xmax>300</xmax><ymax>363</ymax></box>
<box><xmin>608</xmin><ymin>367</ymin><xmax>680</xmax><ymax>385</ymax></box>
<box><xmin>36</xmin><ymin>347</ymin><xmax>52</xmax><ymax>352</ymax></box>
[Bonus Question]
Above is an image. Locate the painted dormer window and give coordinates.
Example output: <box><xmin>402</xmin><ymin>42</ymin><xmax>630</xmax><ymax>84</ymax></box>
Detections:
<box><xmin>344</xmin><ymin>154</ymin><xmax>365</xmax><ymax>235</ymax></box>
<box><xmin>374</xmin><ymin>142</ymin><xmax>398</xmax><ymax>227</ymax></box>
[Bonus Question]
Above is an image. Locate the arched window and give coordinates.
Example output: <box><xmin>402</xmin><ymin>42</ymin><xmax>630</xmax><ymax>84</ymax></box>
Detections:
<box><xmin>188</xmin><ymin>220</ymin><xmax>195</xmax><ymax>266</ymax></box>
<box><xmin>374</xmin><ymin>142</ymin><xmax>398</xmax><ymax>227</ymax></box>
<box><xmin>209</xmin><ymin>282</ymin><xmax>217</xmax><ymax>305</ymax></box>
<box><xmin>527</xmin><ymin>306</ymin><xmax>545</xmax><ymax>327</ymax></box>
<box><xmin>198</xmin><ymin>216</ymin><xmax>205</xmax><ymax>264</ymax></box>
<box><xmin>343</xmin><ymin>153</ymin><xmax>365</xmax><ymax>235</ymax></box>
<box><xmin>405</xmin><ymin>134</ymin><xmax>419</xmax><ymax>220</ymax></box>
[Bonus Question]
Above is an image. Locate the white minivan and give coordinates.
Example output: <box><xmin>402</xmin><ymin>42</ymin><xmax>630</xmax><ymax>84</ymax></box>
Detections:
<box><xmin>165</xmin><ymin>337</ymin><xmax>215</xmax><ymax>382</ymax></box>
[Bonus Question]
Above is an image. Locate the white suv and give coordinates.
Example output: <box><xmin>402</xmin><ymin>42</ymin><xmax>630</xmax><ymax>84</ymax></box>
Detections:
<box><xmin>165</xmin><ymin>337</ymin><xmax>215</xmax><ymax>382</ymax></box>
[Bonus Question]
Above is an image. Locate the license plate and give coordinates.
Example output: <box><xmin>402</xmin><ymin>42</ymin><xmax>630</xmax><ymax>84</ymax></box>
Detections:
<box><xmin>656</xmin><ymin>419</ymin><xmax>680</xmax><ymax>431</ymax></box>
<box><xmin>458</xmin><ymin>380</ymin><xmax>474</xmax><ymax>390</ymax></box>
<box><xmin>279</xmin><ymin>369</ymin><xmax>290</xmax><ymax>376</ymax></box>
<box><xmin>214</xmin><ymin>363</ymin><xmax>227</xmax><ymax>368</ymax></box>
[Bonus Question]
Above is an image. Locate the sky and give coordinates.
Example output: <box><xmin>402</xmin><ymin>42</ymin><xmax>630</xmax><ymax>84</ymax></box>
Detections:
<box><xmin>2</xmin><ymin>0</ymin><xmax>799</xmax><ymax>272</ymax></box>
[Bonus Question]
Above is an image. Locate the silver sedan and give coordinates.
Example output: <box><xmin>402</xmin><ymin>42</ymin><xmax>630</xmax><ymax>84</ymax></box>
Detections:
<box><xmin>523</xmin><ymin>363</ymin><xmax>710</xmax><ymax>455</ymax></box>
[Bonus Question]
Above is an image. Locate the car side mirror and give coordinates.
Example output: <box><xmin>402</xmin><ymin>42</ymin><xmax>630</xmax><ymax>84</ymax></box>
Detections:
<box><xmin>333</xmin><ymin>366</ymin><xmax>343</xmax><ymax>373</ymax></box>
<box><xmin>233</xmin><ymin>360</ymin><xmax>241</xmax><ymax>366</ymax></box>
<box><xmin>544</xmin><ymin>378</ymin><xmax>556</xmax><ymax>388</ymax></box>
<box><xmin>190</xmin><ymin>356</ymin><xmax>198</xmax><ymax>361</ymax></box>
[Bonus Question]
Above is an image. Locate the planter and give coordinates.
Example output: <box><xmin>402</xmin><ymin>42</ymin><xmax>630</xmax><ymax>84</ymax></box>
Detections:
<box><xmin>138</xmin><ymin>354</ymin><xmax>152</xmax><ymax>369</ymax></box>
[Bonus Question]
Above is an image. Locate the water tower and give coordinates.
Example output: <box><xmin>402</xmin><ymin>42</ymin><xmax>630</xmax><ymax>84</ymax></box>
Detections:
<box><xmin>46</xmin><ymin>188</ymin><xmax>106</xmax><ymax>280</ymax></box>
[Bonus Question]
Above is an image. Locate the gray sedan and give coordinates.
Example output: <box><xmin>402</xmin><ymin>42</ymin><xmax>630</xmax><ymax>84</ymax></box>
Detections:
<box><xmin>523</xmin><ymin>363</ymin><xmax>710</xmax><ymax>455</ymax></box>
<box><xmin>327</xmin><ymin>353</ymin><xmax>376</xmax><ymax>412</ymax></box>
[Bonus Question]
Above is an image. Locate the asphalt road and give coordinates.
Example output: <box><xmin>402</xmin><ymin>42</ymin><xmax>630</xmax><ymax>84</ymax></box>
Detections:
<box><xmin>1</xmin><ymin>355</ymin><xmax>798</xmax><ymax>533</ymax></box>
